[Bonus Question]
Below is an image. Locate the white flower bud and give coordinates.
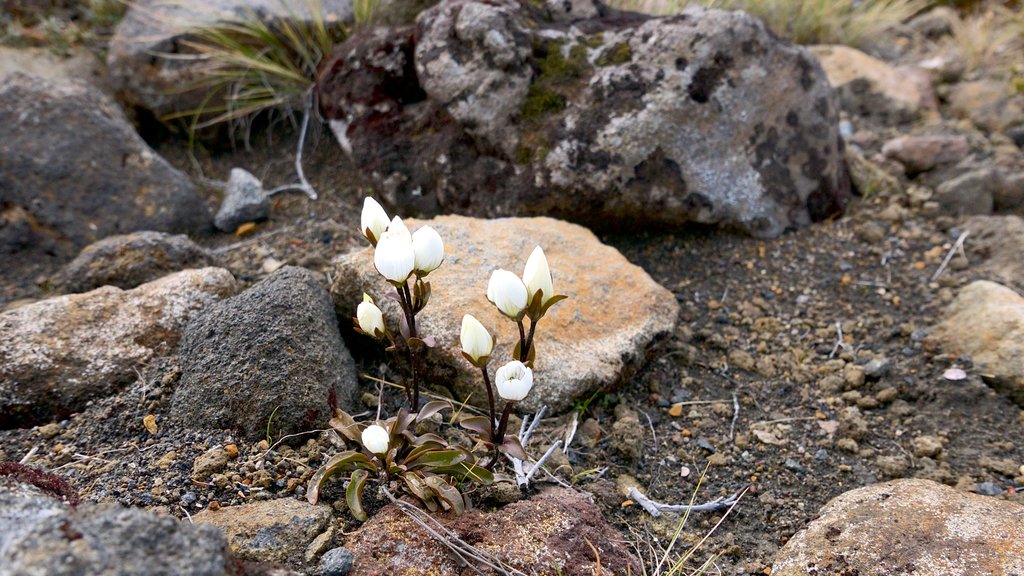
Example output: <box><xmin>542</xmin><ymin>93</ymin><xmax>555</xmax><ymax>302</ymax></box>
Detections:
<box><xmin>412</xmin><ymin>225</ymin><xmax>444</xmax><ymax>275</ymax></box>
<box><xmin>460</xmin><ymin>314</ymin><xmax>493</xmax><ymax>364</ymax></box>
<box><xmin>360</xmin><ymin>197</ymin><xmax>390</xmax><ymax>245</ymax></box>
<box><xmin>487</xmin><ymin>269</ymin><xmax>528</xmax><ymax>319</ymax></box>
<box><xmin>522</xmin><ymin>246</ymin><xmax>555</xmax><ymax>306</ymax></box>
<box><xmin>374</xmin><ymin>227</ymin><xmax>415</xmax><ymax>284</ymax></box>
<box><xmin>495</xmin><ymin>360</ymin><xmax>534</xmax><ymax>402</ymax></box>
<box><xmin>356</xmin><ymin>294</ymin><xmax>385</xmax><ymax>337</ymax></box>
<box><xmin>361</xmin><ymin>424</ymin><xmax>390</xmax><ymax>455</ymax></box>
<box><xmin>387</xmin><ymin>216</ymin><xmax>411</xmax><ymax>241</ymax></box>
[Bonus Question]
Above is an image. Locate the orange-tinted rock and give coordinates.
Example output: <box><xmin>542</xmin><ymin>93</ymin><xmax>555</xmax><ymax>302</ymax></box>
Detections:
<box><xmin>194</xmin><ymin>497</ymin><xmax>332</xmax><ymax>565</ymax></box>
<box><xmin>772</xmin><ymin>479</ymin><xmax>1024</xmax><ymax>576</ymax></box>
<box><xmin>331</xmin><ymin>215</ymin><xmax>679</xmax><ymax>412</ymax></box>
<box><xmin>0</xmin><ymin>268</ymin><xmax>237</xmax><ymax>427</ymax></box>
<box><xmin>347</xmin><ymin>487</ymin><xmax>640</xmax><ymax>576</ymax></box>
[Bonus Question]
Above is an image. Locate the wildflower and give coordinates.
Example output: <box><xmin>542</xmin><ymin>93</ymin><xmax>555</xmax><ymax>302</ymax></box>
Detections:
<box><xmin>495</xmin><ymin>360</ymin><xmax>534</xmax><ymax>402</ymax></box>
<box><xmin>412</xmin><ymin>225</ymin><xmax>444</xmax><ymax>276</ymax></box>
<box><xmin>522</xmin><ymin>246</ymin><xmax>554</xmax><ymax>306</ymax></box>
<box><xmin>360</xmin><ymin>197</ymin><xmax>390</xmax><ymax>245</ymax></box>
<box><xmin>355</xmin><ymin>294</ymin><xmax>386</xmax><ymax>338</ymax></box>
<box><xmin>460</xmin><ymin>314</ymin><xmax>494</xmax><ymax>366</ymax></box>
<box><xmin>361</xmin><ymin>424</ymin><xmax>390</xmax><ymax>455</ymax></box>
<box><xmin>487</xmin><ymin>269</ymin><xmax>528</xmax><ymax>319</ymax></box>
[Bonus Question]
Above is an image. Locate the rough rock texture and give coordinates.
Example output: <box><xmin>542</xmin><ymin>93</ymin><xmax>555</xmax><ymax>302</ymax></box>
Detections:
<box><xmin>331</xmin><ymin>215</ymin><xmax>679</xmax><ymax>412</ymax></box>
<box><xmin>195</xmin><ymin>497</ymin><xmax>332</xmax><ymax>565</ymax></box>
<box><xmin>52</xmin><ymin>231</ymin><xmax>213</xmax><ymax>294</ymax></box>
<box><xmin>810</xmin><ymin>44</ymin><xmax>935</xmax><ymax>125</ymax></box>
<box><xmin>881</xmin><ymin>134</ymin><xmax>970</xmax><ymax>175</ymax></box>
<box><xmin>933</xmin><ymin>167</ymin><xmax>999</xmax><ymax>217</ymax></box>
<box><xmin>930</xmin><ymin>280</ymin><xmax>1024</xmax><ymax>405</ymax></box>
<box><xmin>0</xmin><ymin>46</ymin><xmax>107</xmax><ymax>88</ymax></box>
<box><xmin>0</xmin><ymin>268</ymin><xmax>237</xmax><ymax>428</ymax></box>
<box><xmin>948</xmin><ymin>80</ymin><xmax>1024</xmax><ymax>134</ymax></box>
<box><xmin>0</xmin><ymin>73</ymin><xmax>209</xmax><ymax>258</ymax></box>
<box><xmin>771</xmin><ymin>479</ymin><xmax>1024</xmax><ymax>576</ymax></box>
<box><xmin>0</xmin><ymin>476</ymin><xmax>233</xmax><ymax>576</ymax></box>
<box><xmin>215</xmin><ymin>168</ymin><xmax>271</xmax><ymax>232</ymax></box>
<box><xmin>170</xmin><ymin>266</ymin><xmax>357</xmax><ymax>439</ymax></box>
<box><xmin>319</xmin><ymin>0</ymin><xmax>849</xmax><ymax>238</ymax></box>
<box><xmin>347</xmin><ymin>487</ymin><xmax>640</xmax><ymax>575</ymax></box>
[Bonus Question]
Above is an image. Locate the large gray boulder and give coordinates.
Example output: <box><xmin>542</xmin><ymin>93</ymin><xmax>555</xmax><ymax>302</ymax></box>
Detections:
<box><xmin>0</xmin><ymin>73</ymin><xmax>209</xmax><ymax>258</ymax></box>
<box><xmin>0</xmin><ymin>268</ymin><xmax>237</xmax><ymax>428</ymax></box>
<box><xmin>170</xmin><ymin>266</ymin><xmax>357</xmax><ymax>440</ymax></box>
<box><xmin>318</xmin><ymin>0</ymin><xmax>850</xmax><ymax>238</ymax></box>
<box><xmin>0</xmin><ymin>475</ymin><xmax>233</xmax><ymax>576</ymax></box>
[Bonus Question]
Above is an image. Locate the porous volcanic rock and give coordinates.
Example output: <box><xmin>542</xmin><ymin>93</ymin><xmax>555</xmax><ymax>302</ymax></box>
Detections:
<box><xmin>0</xmin><ymin>268</ymin><xmax>237</xmax><ymax>428</ymax></box>
<box><xmin>106</xmin><ymin>0</ymin><xmax>430</xmax><ymax>121</ymax></box>
<box><xmin>930</xmin><ymin>280</ymin><xmax>1024</xmax><ymax>405</ymax></box>
<box><xmin>0</xmin><ymin>475</ymin><xmax>234</xmax><ymax>576</ymax></box>
<box><xmin>810</xmin><ymin>44</ymin><xmax>936</xmax><ymax>125</ymax></box>
<box><xmin>346</xmin><ymin>487</ymin><xmax>640</xmax><ymax>575</ymax></box>
<box><xmin>771</xmin><ymin>479</ymin><xmax>1024</xmax><ymax>576</ymax></box>
<box><xmin>52</xmin><ymin>231</ymin><xmax>213</xmax><ymax>294</ymax></box>
<box><xmin>318</xmin><ymin>0</ymin><xmax>849</xmax><ymax>238</ymax></box>
<box><xmin>170</xmin><ymin>266</ymin><xmax>357</xmax><ymax>439</ymax></box>
<box><xmin>194</xmin><ymin>497</ymin><xmax>333</xmax><ymax>565</ymax></box>
<box><xmin>331</xmin><ymin>215</ymin><xmax>678</xmax><ymax>413</ymax></box>
<box><xmin>0</xmin><ymin>73</ymin><xmax>209</xmax><ymax>258</ymax></box>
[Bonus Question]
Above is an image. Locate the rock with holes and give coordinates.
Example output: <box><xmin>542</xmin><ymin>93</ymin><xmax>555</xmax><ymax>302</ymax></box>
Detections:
<box><xmin>106</xmin><ymin>0</ymin><xmax>431</xmax><ymax>121</ymax></box>
<box><xmin>771</xmin><ymin>479</ymin><xmax>1024</xmax><ymax>576</ymax></box>
<box><xmin>318</xmin><ymin>0</ymin><xmax>849</xmax><ymax>238</ymax></box>
<box><xmin>169</xmin><ymin>266</ymin><xmax>357</xmax><ymax>439</ymax></box>
<box><xmin>331</xmin><ymin>215</ymin><xmax>678</xmax><ymax>413</ymax></box>
<box><xmin>0</xmin><ymin>268</ymin><xmax>237</xmax><ymax>428</ymax></box>
<box><xmin>346</xmin><ymin>487</ymin><xmax>640</xmax><ymax>575</ymax></box>
<box><xmin>52</xmin><ymin>231</ymin><xmax>213</xmax><ymax>294</ymax></box>
<box><xmin>194</xmin><ymin>497</ymin><xmax>333</xmax><ymax>565</ymax></box>
<box><xmin>0</xmin><ymin>474</ymin><xmax>235</xmax><ymax>575</ymax></box>
<box><xmin>0</xmin><ymin>73</ymin><xmax>209</xmax><ymax>258</ymax></box>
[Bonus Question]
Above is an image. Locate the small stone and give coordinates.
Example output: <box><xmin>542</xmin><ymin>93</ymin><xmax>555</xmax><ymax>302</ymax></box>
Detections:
<box><xmin>318</xmin><ymin>547</ymin><xmax>354</xmax><ymax>576</ymax></box>
<box><xmin>215</xmin><ymin>168</ymin><xmax>270</xmax><ymax>232</ymax></box>
<box><xmin>224</xmin><ymin>444</ymin><xmax>239</xmax><ymax>459</ymax></box>
<box><xmin>912</xmin><ymin>435</ymin><xmax>943</xmax><ymax>458</ymax></box>
<box><xmin>192</xmin><ymin>447</ymin><xmax>229</xmax><ymax>479</ymax></box>
<box><xmin>37</xmin><ymin>422</ymin><xmax>60</xmax><ymax>439</ymax></box>
<box><xmin>155</xmin><ymin>451</ymin><xmax>177</xmax><ymax>469</ymax></box>
<box><xmin>855</xmin><ymin>221</ymin><xmax>887</xmax><ymax>244</ymax></box>
<box><xmin>844</xmin><ymin>364</ymin><xmax>866</xmax><ymax>389</ymax></box>
<box><xmin>668</xmin><ymin>403</ymin><xmax>684</xmax><ymax>417</ymax></box>
<box><xmin>728</xmin><ymin>348</ymin><xmax>756</xmax><ymax>372</ymax></box>
<box><xmin>875</xmin><ymin>387</ymin><xmax>898</xmax><ymax>404</ymax></box>
<box><xmin>577</xmin><ymin>418</ymin><xmax>601</xmax><ymax>449</ymax></box>
<box><xmin>143</xmin><ymin>414</ymin><xmax>158</xmax><ymax>435</ymax></box>
<box><xmin>707</xmin><ymin>452</ymin><xmax>730</xmax><ymax>466</ymax></box>
<box><xmin>836</xmin><ymin>438</ymin><xmax>859</xmax><ymax>453</ymax></box>
<box><xmin>305</xmin><ymin>526</ymin><xmax>337</xmax><ymax>564</ymax></box>
<box><xmin>876</xmin><ymin>455</ymin><xmax>909</xmax><ymax>478</ymax></box>
<box><xmin>974</xmin><ymin>481</ymin><xmax>1003</xmax><ymax>496</ymax></box>
<box><xmin>612</xmin><ymin>405</ymin><xmax>644</xmax><ymax>461</ymax></box>
<box><xmin>980</xmin><ymin>456</ymin><xmax>1021</xmax><ymax>477</ymax></box>
<box><xmin>935</xmin><ymin>168</ymin><xmax>998</xmax><ymax>217</ymax></box>
<box><xmin>486</xmin><ymin>481</ymin><xmax>522</xmax><ymax>504</ymax></box>
<box><xmin>863</xmin><ymin>358</ymin><xmax>891</xmax><ymax>379</ymax></box>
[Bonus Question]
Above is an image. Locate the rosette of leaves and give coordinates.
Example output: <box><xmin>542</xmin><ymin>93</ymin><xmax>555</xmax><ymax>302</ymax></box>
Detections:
<box><xmin>307</xmin><ymin>401</ymin><xmax>494</xmax><ymax>521</ymax></box>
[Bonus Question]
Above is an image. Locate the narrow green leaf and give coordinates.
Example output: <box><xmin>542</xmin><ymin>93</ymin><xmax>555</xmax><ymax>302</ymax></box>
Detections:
<box><xmin>424</xmin><ymin>476</ymin><xmax>466</xmax><ymax>515</ymax></box>
<box><xmin>346</xmin><ymin>469</ymin><xmax>370</xmax><ymax>522</ymax></box>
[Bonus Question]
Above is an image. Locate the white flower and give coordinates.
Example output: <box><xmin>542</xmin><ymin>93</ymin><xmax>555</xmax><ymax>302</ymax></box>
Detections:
<box><xmin>495</xmin><ymin>360</ymin><xmax>534</xmax><ymax>402</ymax></box>
<box><xmin>522</xmin><ymin>246</ymin><xmax>555</xmax><ymax>306</ymax></box>
<box><xmin>487</xmin><ymin>269</ymin><xmax>528</xmax><ymax>319</ymax></box>
<box><xmin>387</xmin><ymin>216</ymin><xmax>411</xmax><ymax>241</ymax></box>
<box><xmin>412</xmin><ymin>226</ymin><xmax>444</xmax><ymax>275</ymax></box>
<box><xmin>460</xmin><ymin>314</ymin><xmax>493</xmax><ymax>364</ymax></box>
<box><xmin>361</xmin><ymin>424</ymin><xmax>390</xmax><ymax>455</ymax></box>
<box><xmin>374</xmin><ymin>226</ymin><xmax>415</xmax><ymax>284</ymax></box>
<box><xmin>360</xmin><ymin>197</ymin><xmax>390</xmax><ymax>245</ymax></box>
<box><xmin>356</xmin><ymin>294</ymin><xmax>385</xmax><ymax>337</ymax></box>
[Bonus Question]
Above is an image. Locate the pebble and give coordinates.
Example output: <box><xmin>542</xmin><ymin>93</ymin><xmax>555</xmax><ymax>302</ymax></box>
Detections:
<box><xmin>318</xmin><ymin>547</ymin><xmax>353</xmax><ymax>576</ymax></box>
<box><xmin>37</xmin><ymin>422</ymin><xmax>61</xmax><ymax>439</ymax></box>
<box><xmin>912</xmin><ymin>435</ymin><xmax>943</xmax><ymax>458</ymax></box>
<box><xmin>975</xmin><ymin>482</ymin><xmax>1003</xmax><ymax>496</ymax></box>
<box><xmin>192</xmin><ymin>447</ymin><xmax>229</xmax><ymax>479</ymax></box>
<box><xmin>863</xmin><ymin>358</ymin><xmax>891</xmax><ymax>379</ymax></box>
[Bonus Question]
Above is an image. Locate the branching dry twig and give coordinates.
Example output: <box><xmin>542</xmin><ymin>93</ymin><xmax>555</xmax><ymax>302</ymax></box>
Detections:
<box><xmin>267</xmin><ymin>88</ymin><xmax>319</xmax><ymax>201</ymax></box>
<box><xmin>627</xmin><ymin>486</ymin><xmax>747</xmax><ymax>518</ymax></box>
<box><xmin>931</xmin><ymin>230</ymin><xmax>969</xmax><ymax>282</ymax></box>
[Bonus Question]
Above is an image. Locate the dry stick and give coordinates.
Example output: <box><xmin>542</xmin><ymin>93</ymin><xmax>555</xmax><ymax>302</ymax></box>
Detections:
<box><xmin>382</xmin><ymin>488</ymin><xmax>527</xmax><ymax>576</ymax></box>
<box><xmin>267</xmin><ymin>88</ymin><xmax>319</xmax><ymax>200</ymax></box>
<box><xmin>509</xmin><ymin>406</ymin><xmax>548</xmax><ymax>488</ymax></box>
<box><xmin>931</xmin><ymin>230</ymin><xmax>970</xmax><ymax>282</ymax></box>
<box><xmin>524</xmin><ymin>440</ymin><xmax>563</xmax><ymax>485</ymax></box>
<box><xmin>729</xmin><ymin>393</ymin><xmax>740</xmax><ymax>441</ymax></box>
<box><xmin>627</xmin><ymin>486</ymin><xmax>747</xmax><ymax>518</ymax></box>
<box><xmin>19</xmin><ymin>445</ymin><xmax>39</xmax><ymax>464</ymax></box>
<box><xmin>828</xmin><ymin>321</ymin><xmax>849</xmax><ymax>359</ymax></box>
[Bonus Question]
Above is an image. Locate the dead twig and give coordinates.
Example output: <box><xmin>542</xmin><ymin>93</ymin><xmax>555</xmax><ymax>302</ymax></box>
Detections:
<box><xmin>19</xmin><ymin>445</ymin><xmax>39</xmax><ymax>464</ymax></box>
<box><xmin>829</xmin><ymin>321</ymin><xmax>851</xmax><ymax>359</ymax></box>
<box><xmin>266</xmin><ymin>88</ymin><xmax>319</xmax><ymax>200</ymax></box>
<box><xmin>729</xmin><ymin>393</ymin><xmax>739</xmax><ymax>442</ymax></box>
<box><xmin>931</xmin><ymin>230</ymin><xmax>969</xmax><ymax>282</ymax></box>
<box><xmin>524</xmin><ymin>440</ymin><xmax>563</xmax><ymax>485</ymax></box>
<box><xmin>627</xmin><ymin>486</ymin><xmax>747</xmax><ymax>518</ymax></box>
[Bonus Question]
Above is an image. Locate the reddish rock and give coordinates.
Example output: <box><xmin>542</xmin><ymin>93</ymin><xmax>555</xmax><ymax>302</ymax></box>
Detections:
<box><xmin>881</xmin><ymin>134</ymin><xmax>970</xmax><ymax>175</ymax></box>
<box><xmin>347</xmin><ymin>487</ymin><xmax>640</xmax><ymax>575</ymax></box>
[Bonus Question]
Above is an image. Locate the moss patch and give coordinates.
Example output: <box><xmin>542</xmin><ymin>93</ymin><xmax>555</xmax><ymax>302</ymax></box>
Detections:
<box><xmin>596</xmin><ymin>42</ymin><xmax>632</xmax><ymax>67</ymax></box>
<box><xmin>522</xmin><ymin>84</ymin><xmax>567</xmax><ymax>121</ymax></box>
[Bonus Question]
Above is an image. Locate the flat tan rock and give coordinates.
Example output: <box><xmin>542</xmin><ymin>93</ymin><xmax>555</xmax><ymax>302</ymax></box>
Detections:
<box><xmin>0</xmin><ymin>268</ymin><xmax>237</xmax><ymax>427</ymax></box>
<box><xmin>331</xmin><ymin>215</ymin><xmax>679</xmax><ymax>412</ymax></box>
<box><xmin>772</xmin><ymin>479</ymin><xmax>1024</xmax><ymax>576</ymax></box>
<box><xmin>194</xmin><ymin>497</ymin><xmax>332</xmax><ymax>565</ymax></box>
<box><xmin>930</xmin><ymin>280</ymin><xmax>1024</xmax><ymax>405</ymax></box>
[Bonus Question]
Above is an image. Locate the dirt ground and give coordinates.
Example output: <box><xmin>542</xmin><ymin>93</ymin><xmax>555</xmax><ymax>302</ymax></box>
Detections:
<box><xmin>3</xmin><ymin>113</ymin><xmax>1024</xmax><ymax>575</ymax></box>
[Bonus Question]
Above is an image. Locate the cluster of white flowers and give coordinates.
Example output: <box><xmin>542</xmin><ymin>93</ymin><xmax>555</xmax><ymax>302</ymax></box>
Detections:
<box><xmin>361</xmin><ymin>197</ymin><xmax>444</xmax><ymax>286</ymax></box>
<box><xmin>486</xmin><ymin>247</ymin><xmax>557</xmax><ymax>320</ymax></box>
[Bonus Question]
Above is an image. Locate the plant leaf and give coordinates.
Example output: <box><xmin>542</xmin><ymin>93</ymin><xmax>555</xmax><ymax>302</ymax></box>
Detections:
<box><xmin>346</xmin><ymin>469</ymin><xmax>370</xmax><ymax>522</ymax></box>
<box><xmin>407</xmin><ymin>449</ymin><xmax>467</xmax><ymax>469</ymax></box>
<box><xmin>424</xmin><ymin>475</ymin><xmax>466</xmax><ymax>515</ymax></box>
<box><xmin>329</xmin><ymin>409</ymin><xmax>362</xmax><ymax>443</ymax></box>
<box><xmin>434</xmin><ymin>463</ymin><xmax>495</xmax><ymax>485</ymax></box>
<box><xmin>459</xmin><ymin>415</ymin><xmax>492</xmax><ymax>436</ymax></box>
<box><xmin>306</xmin><ymin>450</ymin><xmax>375</xmax><ymax>504</ymax></box>
<box><xmin>498</xmin><ymin>435</ymin><xmax>529</xmax><ymax>460</ymax></box>
<box><xmin>415</xmin><ymin>400</ymin><xmax>452</xmax><ymax>423</ymax></box>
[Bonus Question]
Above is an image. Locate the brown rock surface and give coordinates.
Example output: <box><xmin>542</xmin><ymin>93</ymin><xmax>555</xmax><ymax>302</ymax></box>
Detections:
<box><xmin>346</xmin><ymin>487</ymin><xmax>640</xmax><ymax>576</ymax></box>
<box><xmin>331</xmin><ymin>215</ymin><xmax>679</xmax><ymax>412</ymax></box>
<box><xmin>930</xmin><ymin>280</ymin><xmax>1024</xmax><ymax>405</ymax></box>
<box><xmin>772</xmin><ymin>479</ymin><xmax>1024</xmax><ymax>576</ymax></box>
<box><xmin>881</xmin><ymin>134</ymin><xmax>970</xmax><ymax>174</ymax></box>
<box><xmin>0</xmin><ymin>268</ymin><xmax>237</xmax><ymax>427</ymax></box>
<box><xmin>194</xmin><ymin>497</ymin><xmax>333</xmax><ymax>565</ymax></box>
<box><xmin>963</xmin><ymin>215</ymin><xmax>1024</xmax><ymax>291</ymax></box>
